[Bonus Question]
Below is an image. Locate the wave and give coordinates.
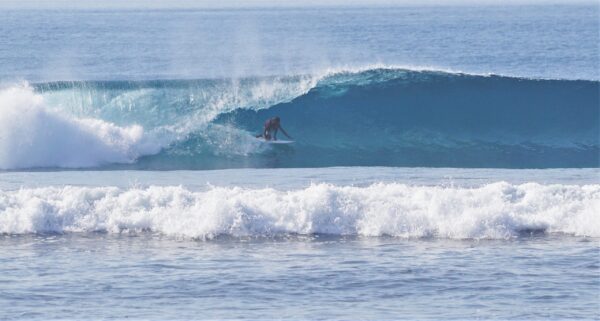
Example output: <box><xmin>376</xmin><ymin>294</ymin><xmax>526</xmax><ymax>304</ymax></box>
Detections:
<box><xmin>217</xmin><ymin>69</ymin><xmax>599</xmax><ymax>168</ymax></box>
<box><xmin>1</xmin><ymin>67</ymin><xmax>598</xmax><ymax>169</ymax></box>
<box><xmin>0</xmin><ymin>75</ymin><xmax>317</xmax><ymax>169</ymax></box>
<box><xmin>1</xmin><ymin>182</ymin><xmax>598</xmax><ymax>239</ymax></box>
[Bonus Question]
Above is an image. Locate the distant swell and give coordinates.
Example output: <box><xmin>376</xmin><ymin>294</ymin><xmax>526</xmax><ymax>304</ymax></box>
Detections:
<box><xmin>0</xmin><ymin>67</ymin><xmax>598</xmax><ymax>170</ymax></box>
<box><xmin>0</xmin><ymin>182</ymin><xmax>598</xmax><ymax>239</ymax></box>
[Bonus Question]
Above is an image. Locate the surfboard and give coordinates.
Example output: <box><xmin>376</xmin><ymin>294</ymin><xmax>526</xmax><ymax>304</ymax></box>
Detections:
<box><xmin>257</xmin><ymin>138</ymin><xmax>294</xmax><ymax>144</ymax></box>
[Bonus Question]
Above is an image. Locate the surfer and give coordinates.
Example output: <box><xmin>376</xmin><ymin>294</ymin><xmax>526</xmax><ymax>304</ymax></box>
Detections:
<box><xmin>256</xmin><ymin>116</ymin><xmax>292</xmax><ymax>141</ymax></box>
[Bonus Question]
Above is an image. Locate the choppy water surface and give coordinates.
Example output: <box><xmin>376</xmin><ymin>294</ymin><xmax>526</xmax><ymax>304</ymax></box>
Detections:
<box><xmin>1</xmin><ymin>234</ymin><xmax>598</xmax><ymax>320</ymax></box>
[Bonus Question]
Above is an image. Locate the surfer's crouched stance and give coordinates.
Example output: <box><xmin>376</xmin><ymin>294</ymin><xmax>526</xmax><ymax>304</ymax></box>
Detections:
<box><xmin>256</xmin><ymin>116</ymin><xmax>292</xmax><ymax>141</ymax></box>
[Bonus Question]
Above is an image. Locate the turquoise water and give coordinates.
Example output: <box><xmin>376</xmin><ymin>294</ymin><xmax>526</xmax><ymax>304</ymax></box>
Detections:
<box><xmin>0</xmin><ymin>3</ymin><xmax>599</xmax><ymax>320</ymax></box>
<box><xmin>0</xmin><ymin>5</ymin><xmax>598</xmax><ymax>170</ymax></box>
<box><xmin>15</xmin><ymin>71</ymin><xmax>597</xmax><ymax>170</ymax></box>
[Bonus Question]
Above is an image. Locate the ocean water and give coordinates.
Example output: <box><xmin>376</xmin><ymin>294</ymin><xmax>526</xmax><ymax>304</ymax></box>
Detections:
<box><xmin>0</xmin><ymin>3</ymin><xmax>599</xmax><ymax>320</ymax></box>
<box><xmin>2</xmin><ymin>234</ymin><xmax>598</xmax><ymax>320</ymax></box>
<box><xmin>1</xmin><ymin>168</ymin><xmax>599</xmax><ymax>320</ymax></box>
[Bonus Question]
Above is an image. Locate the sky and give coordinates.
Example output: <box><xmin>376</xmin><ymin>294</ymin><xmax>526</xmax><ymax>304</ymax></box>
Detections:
<box><xmin>0</xmin><ymin>0</ymin><xmax>596</xmax><ymax>9</ymax></box>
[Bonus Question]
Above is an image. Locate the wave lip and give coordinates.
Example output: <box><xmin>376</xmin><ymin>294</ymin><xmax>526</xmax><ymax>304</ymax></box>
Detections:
<box><xmin>1</xmin><ymin>182</ymin><xmax>598</xmax><ymax>240</ymax></box>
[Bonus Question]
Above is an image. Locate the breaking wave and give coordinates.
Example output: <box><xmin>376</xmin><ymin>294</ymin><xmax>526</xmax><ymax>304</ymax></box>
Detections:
<box><xmin>0</xmin><ymin>67</ymin><xmax>598</xmax><ymax>169</ymax></box>
<box><xmin>0</xmin><ymin>182</ymin><xmax>598</xmax><ymax>239</ymax></box>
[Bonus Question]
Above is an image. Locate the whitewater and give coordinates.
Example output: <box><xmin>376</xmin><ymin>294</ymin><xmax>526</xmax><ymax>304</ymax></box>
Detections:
<box><xmin>0</xmin><ymin>3</ymin><xmax>599</xmax><ymax>320</ymax></box>
<box><xmin>2</xmin><ymin>180</ymin><xmax>599</xmax><ymax>239</ymax></box>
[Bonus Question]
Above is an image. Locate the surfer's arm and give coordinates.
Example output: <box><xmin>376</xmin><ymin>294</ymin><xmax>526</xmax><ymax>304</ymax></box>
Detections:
<box><xmin>279</xmin><ymin>127</ymin><xmax>292</xmax><ymax>139</ymax></box>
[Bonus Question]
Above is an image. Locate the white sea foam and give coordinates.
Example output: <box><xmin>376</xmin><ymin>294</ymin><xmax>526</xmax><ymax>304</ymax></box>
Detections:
<box><xmin>0</xmin><ymin>84</ymin><xmax>166</xmax><ymax>169</ymax></box>
<box><xmin>1</xmin><ymin>182</ymin><xmax>597</xmax><ymax>239</ymax></box>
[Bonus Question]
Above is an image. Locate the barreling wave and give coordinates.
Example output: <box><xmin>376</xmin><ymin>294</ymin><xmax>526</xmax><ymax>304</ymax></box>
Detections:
<box><xmin>0</xmin><ymin>67</ymin><xmax>598</xmax><ymax>169</ymax></box>
<box><xmin>0</xmin><ymin>182</ymin><xmax>598</xmax><ymax>239</ymax></box>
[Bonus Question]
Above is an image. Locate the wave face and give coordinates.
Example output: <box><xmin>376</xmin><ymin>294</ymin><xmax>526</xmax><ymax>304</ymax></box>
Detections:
<box><xmin>1</xmin><ymin>68</ymin><xmax>598</xmax><ymax>169</ymax></box>
<box><xmin>0</xmin><ymin>182</ymin><xmax>598</xmax><ymax>239</ymax></box>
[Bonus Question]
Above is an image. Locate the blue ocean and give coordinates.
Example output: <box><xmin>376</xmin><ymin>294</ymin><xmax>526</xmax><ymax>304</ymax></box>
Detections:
<box><xmin>0</xmin><ymin>3</ymin><xmax>598</xmax><ymax>320</ymax></box>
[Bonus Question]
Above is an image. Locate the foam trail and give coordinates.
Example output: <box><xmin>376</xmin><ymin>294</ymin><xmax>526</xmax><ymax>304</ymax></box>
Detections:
<box><xmin>0</xmin><ymin>84</ymin><xmax>163</xmax><ymax>169</ymax></box>
<box><xmin>1</xmin><ymin>182</ymin><xmax>598</xmax><ymax>239</ymax></box>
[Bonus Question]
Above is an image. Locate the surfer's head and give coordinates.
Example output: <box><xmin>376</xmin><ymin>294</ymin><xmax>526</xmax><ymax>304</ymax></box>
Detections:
<box><xmin>274</xmin><ymin>116</ymin><xmax>280</xmax><ymax>124</ymax></box>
